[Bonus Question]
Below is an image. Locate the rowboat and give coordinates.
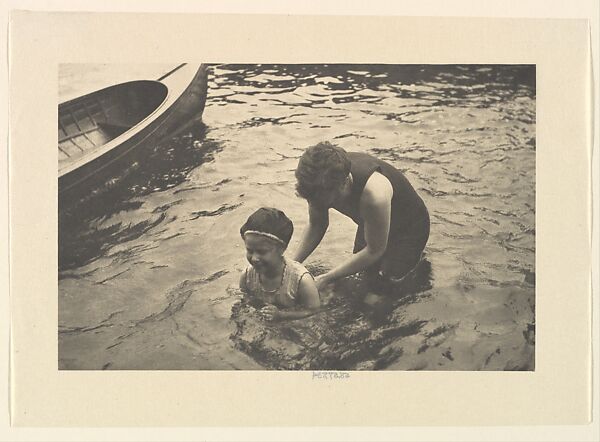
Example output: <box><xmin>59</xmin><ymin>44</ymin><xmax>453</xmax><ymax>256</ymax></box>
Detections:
<box><xmin>58</xmin><ymin>63</ymin><xmax>209</xmax><ymax>197</ymax></box>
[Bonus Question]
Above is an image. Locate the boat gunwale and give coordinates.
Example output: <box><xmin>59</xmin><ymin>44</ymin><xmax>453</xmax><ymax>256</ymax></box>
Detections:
<box><xmin>58</xmin><ymin>63</ymin><xmax>203</xmax><ymax>178</ymax></box>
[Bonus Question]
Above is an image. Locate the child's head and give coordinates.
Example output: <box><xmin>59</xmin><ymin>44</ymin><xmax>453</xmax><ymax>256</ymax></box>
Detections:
<box><xmin>295</xmin><ymin>141</ymin><xmax>351</xmax><ymax>207</ymax></box>
<box><xmin>240</xmin><ymin>208</ymin><xmax>293</xmax><ymax>272</ymax></box>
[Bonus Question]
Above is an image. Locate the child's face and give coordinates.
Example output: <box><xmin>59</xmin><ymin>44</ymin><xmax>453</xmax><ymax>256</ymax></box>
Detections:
<box><xmin>244</xmin><ymin>233</ymin><xmax>284</xmax><ymax>274</ymax></box>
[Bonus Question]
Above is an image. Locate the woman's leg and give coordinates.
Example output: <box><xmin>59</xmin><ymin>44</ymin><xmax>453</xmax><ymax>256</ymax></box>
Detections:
<box><xmin>379</xmin><ymin>216</ymin><xmax>430</xmax><ymax>282</ymax></box>
<box><xmin>354</xmin><ymin>216</ymin><xmax>430</xmax><ymax>285</ymax></box>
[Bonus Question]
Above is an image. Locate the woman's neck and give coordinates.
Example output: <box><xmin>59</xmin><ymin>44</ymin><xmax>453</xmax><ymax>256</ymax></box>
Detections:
<box><xmin>332</xmin><ymin>173</ymin><xmax>354</xmax><ymax>208</ymax></box>
<box><xmin>342</xmin><ymin>173</ymin><xmax>354</xmax><ymax>198</ymax></box>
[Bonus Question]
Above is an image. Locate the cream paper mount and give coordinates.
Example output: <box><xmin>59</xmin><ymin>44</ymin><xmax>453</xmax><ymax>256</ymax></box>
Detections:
<box><xmin>9</xmin><ymin>12</ymin><xmax>591</xmax><ymax>426</ymax></box>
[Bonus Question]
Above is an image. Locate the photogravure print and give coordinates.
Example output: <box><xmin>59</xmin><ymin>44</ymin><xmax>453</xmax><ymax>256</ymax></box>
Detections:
<box><xmin>58</xmin><ymin>63</ymin><xmax>536</xmax><ymax>371</ymax></box>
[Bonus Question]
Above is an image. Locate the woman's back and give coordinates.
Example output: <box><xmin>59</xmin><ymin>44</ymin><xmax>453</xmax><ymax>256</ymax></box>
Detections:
<box><xmin>337</xmin><ymin>151</ymin><xmax>429</xmax><ymax>235</ymax></box>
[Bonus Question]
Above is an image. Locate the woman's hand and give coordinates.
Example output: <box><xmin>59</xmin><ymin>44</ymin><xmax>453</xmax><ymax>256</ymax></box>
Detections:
<box><xmin>315</xmin><ymin>273</ymin><xmax>334</xmax><ymax>292</ymax></box>
<box><xmin>259</xmin><ymin>305</ymin><xmax>280</xmax><ymax>321</ymax></box>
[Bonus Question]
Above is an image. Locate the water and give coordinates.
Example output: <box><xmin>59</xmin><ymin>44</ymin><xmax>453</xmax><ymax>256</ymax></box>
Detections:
<box><xmin>58</xmin><ymin>64</ymin><xmax>535</xmax><ymax>370</ymax></box>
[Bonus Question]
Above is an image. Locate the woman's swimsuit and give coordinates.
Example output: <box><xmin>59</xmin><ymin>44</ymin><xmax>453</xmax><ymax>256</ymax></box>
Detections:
<box><xmin>333</xmin><ymin>151</ymin><xmax>430</xmax><ymax>280</ymax></box>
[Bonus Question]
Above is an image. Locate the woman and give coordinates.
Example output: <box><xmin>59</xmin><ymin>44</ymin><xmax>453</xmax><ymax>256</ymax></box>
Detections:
<box><xmin>293</xmin><ymin>142</ymin><xmax>430</xmax><ymax>291</ymax></box>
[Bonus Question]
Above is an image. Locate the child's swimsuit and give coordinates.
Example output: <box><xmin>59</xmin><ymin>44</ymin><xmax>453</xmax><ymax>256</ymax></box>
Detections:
<box><xmin>244</xmin><ymin>257</ymin><xmax>312</xmax><ymax>308</ymax></box>
<box><xmin>337</xmin><ymin>151</ymin><xmax>430</xmax><ymax>280</ymax></box>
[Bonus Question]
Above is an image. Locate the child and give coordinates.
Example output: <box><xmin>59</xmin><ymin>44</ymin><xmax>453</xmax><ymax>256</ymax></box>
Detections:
<box><xmin>239</xmin><ymin>207</ymin><xmax>320</xmax><ymax>321</ymax></box>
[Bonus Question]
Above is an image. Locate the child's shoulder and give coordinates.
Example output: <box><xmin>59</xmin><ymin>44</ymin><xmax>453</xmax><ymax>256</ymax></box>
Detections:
<box><xmin>284</xmin><ymin>257</ymin><xmax>311</xmax><ymax>278</ymax></box>
<box><xmin>285</xmin><ymin>256</ymin><xmax>307</xmax><ymax>270</ymax></box>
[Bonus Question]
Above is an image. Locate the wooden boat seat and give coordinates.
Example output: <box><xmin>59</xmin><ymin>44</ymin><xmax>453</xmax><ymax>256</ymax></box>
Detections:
<box><xmin>58</xmin><ymin>66</ymin><xmax>207</xmax><ymax>192</ymax></box>
<box><xmin>97</xmin><ymin>122</ymin><xmax>133</xmax><ymax>137</ymax></box>
<box><xmin>58</xmin><ymin>96</ymin><xmax>143</xmax><ymax>163</ymax></box>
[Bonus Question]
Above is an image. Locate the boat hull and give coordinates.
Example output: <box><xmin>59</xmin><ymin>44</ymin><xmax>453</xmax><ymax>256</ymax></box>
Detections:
<box><xmin>58</xmin><ymin>64</ymin><xmax>209</xmax><ymax>200</ymax></box>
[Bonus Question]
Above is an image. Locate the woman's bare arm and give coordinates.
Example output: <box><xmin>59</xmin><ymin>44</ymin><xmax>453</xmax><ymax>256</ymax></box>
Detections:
<box><xmin>292</xmin><ymin>203</ymin><xmax>329</xmax><ymax>263</ymax></box>
<box><xmin>317</xmin><ymin>173</ymin><xmax>392</xmax><ymax>285</ymax></box>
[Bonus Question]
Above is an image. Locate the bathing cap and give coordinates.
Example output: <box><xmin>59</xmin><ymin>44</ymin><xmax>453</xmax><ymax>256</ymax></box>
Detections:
<box><xmin>240</xmin><ymin>207</ymin><xmax>293</xmax><ymax>247</ymax></box>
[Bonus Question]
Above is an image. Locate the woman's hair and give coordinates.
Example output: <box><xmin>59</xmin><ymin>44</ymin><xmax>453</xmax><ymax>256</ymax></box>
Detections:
<box><xmin>240</xmin><ymin>207</ymin><xmax>294</xmax><ymax>247</ymax></box>
<box><xmin>295</xmin><ymin>142</ymin><xmax>351</xmax><ymax>202</ymax></box>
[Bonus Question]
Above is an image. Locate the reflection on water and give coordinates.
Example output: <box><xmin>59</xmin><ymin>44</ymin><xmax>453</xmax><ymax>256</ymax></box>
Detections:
<box><xmin>59</xmin><ymin>64</ymin><xmax>535</xmax><ymax>370</ymax></box>
<box><xmin>231</xmin><ymin>259</ymin><xmax>434</xmax><ymax>370</ymax></box>
<box><xmin>59</xmin><ymin>123</ymin><xmax>222</xmax><ymax>272</ymax></box>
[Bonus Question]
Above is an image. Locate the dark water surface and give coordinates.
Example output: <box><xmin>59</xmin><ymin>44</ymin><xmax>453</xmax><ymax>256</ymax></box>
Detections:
<box><xmin>58</xmin><ymin>64</ymin><xmax>535</xmax><ymax>370</ymax></box>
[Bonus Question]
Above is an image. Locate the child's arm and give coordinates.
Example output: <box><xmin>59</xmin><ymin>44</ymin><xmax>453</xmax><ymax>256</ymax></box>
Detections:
<box><xmin>260</xmin><ymin>274</ymin><xmax>320</xmax><ymax>321</ymax></box>
<box><xmin>239</xmin><ymin>270</ymin><xmax>248</xmax><ymax>293</ymax></box>
<box><xmin>297</xmin><ymin>273</ymin><xmax>321</xmax><ymax>309</ymax></box>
